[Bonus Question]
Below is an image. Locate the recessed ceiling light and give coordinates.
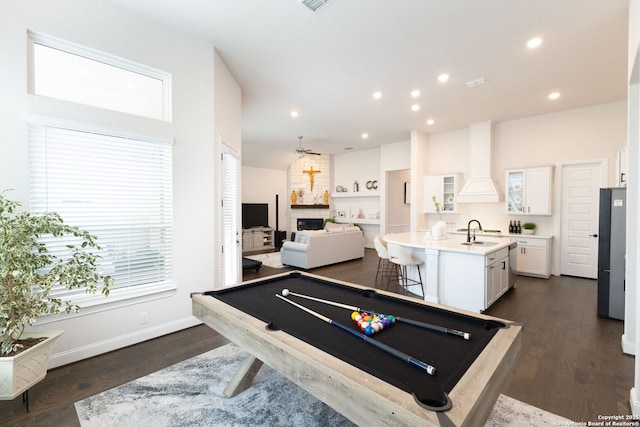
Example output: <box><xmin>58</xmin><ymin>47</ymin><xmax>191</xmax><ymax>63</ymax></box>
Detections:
<box><xmin>361</xmin><ymin>133</ymin><xmax>368</xmax><ymax>139</ymax></box>
<box><xmin>548</xmin><ymin>91</ymin><xmax>560</xmax><ymax>100</ymax></box>
<box><xmin>344</xmin><ymin>147</ymin><xmax>353</xmax><ymax>151</ymax></box>
<box><xmin>410</xmin><ymin>90</ymin><xmax>420</xmax><ymax>98</ymax></box>
<box><xmin>426</xmin><ymin>119</ymin><xmax>435</xmax><ymax>126</ymax></box>
<box><xmin>372</xmin><ymin>91</ymin><xmax>382</xmax><ymax>99</ymax></box>
<box><xmin>527</xmin><ymin>37</ymin><xmax>543</xmax><ymax>49</ymax></box>
<box><xmin>411</xmin><ymin>104</ymin><xmax>420</xmax><ymax>112</ymax></box>
<box><xmin>290</xmin><ymin>110</ymin><xmax>299</xmax><ymax>118</ymax></box>
<box><xmin>438</xmin><ymin>74</ymin><xmax>449</xmax><ymax>83</ymax></box>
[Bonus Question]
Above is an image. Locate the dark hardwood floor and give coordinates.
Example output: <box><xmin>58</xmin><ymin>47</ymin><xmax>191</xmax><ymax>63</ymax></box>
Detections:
<box><xmin>0</xmin><ymin>248</ymin><xmax>633</xmax><ymax>425</ymax></box>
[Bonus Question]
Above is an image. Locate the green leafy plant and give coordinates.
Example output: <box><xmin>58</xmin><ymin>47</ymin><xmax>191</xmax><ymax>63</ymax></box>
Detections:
<box><xmin>432</xmin><ymin>195</ymin><xmax>442</xmax><ymax>219</ymax></box>
<box><xmin>0</xmin><ymin>191</ymin><xmax>112</xmax><ymax>356</ymax></box>
<box><xmin>522</xmin><ymin>222</ymin><xmax>536</xmax><ymax>230</ymax></box>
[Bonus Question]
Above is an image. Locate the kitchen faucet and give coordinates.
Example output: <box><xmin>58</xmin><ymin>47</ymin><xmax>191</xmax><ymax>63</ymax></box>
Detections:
<box><xmin>467</xmin><ymin>219</ymin><xmax>483</xmax><ymax>243</ymax></box>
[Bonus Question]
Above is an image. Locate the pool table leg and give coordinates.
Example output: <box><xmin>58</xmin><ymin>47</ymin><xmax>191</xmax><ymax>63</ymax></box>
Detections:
<box><xmin>223</xmin><ymin>354</ymin><xmax>264</xmax><ymax>398</ymax></box>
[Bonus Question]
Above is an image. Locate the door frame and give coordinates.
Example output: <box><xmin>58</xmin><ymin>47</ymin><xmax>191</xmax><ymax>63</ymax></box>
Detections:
<box><xmin>218</xmin><ymin>137</ymin><xmax>242</xmax><ymax>288</ymax></box>
<box><xmin>558</xmin><ymin>159</ymin><xmax>608</xmax><ymax>278</ymax></box>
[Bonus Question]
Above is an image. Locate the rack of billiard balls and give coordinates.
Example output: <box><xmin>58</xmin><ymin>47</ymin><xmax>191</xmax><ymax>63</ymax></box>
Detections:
<box><xmin>351</xmin><ymin>311</ymin><xmax>395</xmax><ymax>336</ymax></box>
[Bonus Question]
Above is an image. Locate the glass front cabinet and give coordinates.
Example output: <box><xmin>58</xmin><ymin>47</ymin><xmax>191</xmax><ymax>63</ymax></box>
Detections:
<box><xmin>424</xmin><ymin>173</ymin><xmax>461</xmax><ymax>214</ymax></box>
<box><xmin>505</xmin><ymin>166</ymin><xmax>553</xmax><ymax>215</ymax></box>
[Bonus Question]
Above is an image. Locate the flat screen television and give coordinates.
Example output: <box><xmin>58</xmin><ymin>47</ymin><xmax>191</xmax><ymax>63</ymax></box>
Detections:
<box><xmin>242</xmin><ymin>203</ymin><xmax>269</xmax><ymax>229</ymax></box>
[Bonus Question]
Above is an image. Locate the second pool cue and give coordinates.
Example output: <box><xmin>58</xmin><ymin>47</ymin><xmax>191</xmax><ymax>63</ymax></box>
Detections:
<box><xmin>275</xmin><ymin>293</ymin><xmax>437</xmax><ymax>376</ymax></box>
<box><xmin>282</xmin><ymin>288</ymin><xmax>471</xmax><ymax>340</ymax></box>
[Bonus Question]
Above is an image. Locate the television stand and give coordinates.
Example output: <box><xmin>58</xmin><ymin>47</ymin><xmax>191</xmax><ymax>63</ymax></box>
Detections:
<box><xmin>242</xmin><ymin>227</ymin><xmax>274</xmax><ymax>254</ymax></box>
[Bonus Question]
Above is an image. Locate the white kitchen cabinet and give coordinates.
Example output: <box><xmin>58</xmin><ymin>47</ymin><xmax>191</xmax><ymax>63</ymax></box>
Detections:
<box><xmin>506</xmin><ymin>166</ymin><xmax>553</xmax><ymax>215</ymax></box>
<box><xmin>485</xmin><ymin>247</ymin><xmax>509</xmax><ymax>308</ymax></box>
<box><xmin>424</xmin><ymin>173</ymin><xmax>460</xmax><ymax>214</ymax></box>
<box><xmin>515</xmin><ymin>237</ymin><xmax>551</xmax><ymax>278</ymax></box>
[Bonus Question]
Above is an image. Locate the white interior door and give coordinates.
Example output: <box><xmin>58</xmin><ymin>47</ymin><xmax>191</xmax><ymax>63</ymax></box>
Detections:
<box><xmin>221</xmin><ymin>145</ymin><xmax>241</xmax><ymax>287</ymax></box>
<box><xmin>560</xmin><ymin>162</ymin><xmax>604</xmax><ymax>278</ymax></box>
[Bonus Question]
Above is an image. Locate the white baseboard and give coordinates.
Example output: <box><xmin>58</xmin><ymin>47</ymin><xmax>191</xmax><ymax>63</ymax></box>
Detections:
<box><xmin>622</xmin><ymin>333</ymin><xmax>636</xmax><ymax>355</ymax></box>
<box><xmin>49</xmin><ymin>316</ymin><xmax>202</xmax><ymax>369</ymax></box>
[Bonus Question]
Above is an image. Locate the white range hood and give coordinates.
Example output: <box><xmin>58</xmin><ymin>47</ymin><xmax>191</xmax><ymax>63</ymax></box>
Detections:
<box><xmin>456</xmin><ymin>121</ymin><xmax>502</xmax><ymax>203</ymax></box>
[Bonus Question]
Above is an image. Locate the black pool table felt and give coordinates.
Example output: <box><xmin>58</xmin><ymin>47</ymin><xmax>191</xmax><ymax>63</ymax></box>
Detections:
<box><xmin>204</xmin><ymin>272</ymin><xmax>508</xmax><ymax>411</ymax></box>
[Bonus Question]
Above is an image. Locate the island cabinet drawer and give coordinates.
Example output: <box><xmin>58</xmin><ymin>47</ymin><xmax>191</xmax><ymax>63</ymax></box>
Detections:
<box><xmin>485</xmin><ymin>247</ymin><xmax>509</xmax><ymax>266</ymax></box>
<box><xmin>516</xmin><ymin>238</ymin><xmax>546</xmax><ymax>248</ymax></box>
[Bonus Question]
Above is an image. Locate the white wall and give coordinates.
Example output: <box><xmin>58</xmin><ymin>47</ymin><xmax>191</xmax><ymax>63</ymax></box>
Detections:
<box><xmin>332</xmin><ymin>148</ymin><xmax>380</xmax><ymax>190</ymax></box>
<box><xmin>242</xmin><ymin>166</ymin><xmax>288</xmax><ymax>232</ymax></box>
<box><xmin>386</xmin><ymin>169</ymin><xmax>411</xmax><ymax>233</ymax></box>
<box><xmin>380</xmin><ymin>140</ymin><xmax>411</xmax><ymax>235</ymax></box>
<box><xmin>0</xmin><ymin>0</ymin><xmax>239</xmax><ymax>367</ymax></box>
<box><xmin>332</xmin><ymin>148</ymin><xmax>381</xmax><ymax>246</ymax></box>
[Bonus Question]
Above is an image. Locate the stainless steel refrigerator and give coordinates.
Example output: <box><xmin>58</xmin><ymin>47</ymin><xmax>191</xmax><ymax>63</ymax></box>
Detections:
<box><xmin>597</xmin><ymin>187</ymin><xmax>626</xmax><ymax>320</ymax></box>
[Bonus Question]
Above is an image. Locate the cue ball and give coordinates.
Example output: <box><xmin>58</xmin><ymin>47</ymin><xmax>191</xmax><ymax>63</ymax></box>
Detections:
<box><xmin>282</xmin><ymin>289</ymin><xmax>289</xmax><ymax>296</ymax></box>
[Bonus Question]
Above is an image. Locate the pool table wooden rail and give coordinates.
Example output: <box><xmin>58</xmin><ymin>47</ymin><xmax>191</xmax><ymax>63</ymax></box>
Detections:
<box><xmin>192</xmin><ymin>271</ymin><xmax>521</xmax><ymax>427</ymax></box>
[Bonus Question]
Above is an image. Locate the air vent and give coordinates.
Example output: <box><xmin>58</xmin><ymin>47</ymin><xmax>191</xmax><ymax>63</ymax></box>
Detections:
<box><xmin>465</xmin><ymin>77</ymin><xmax>488</xmax><ymax>88</ymax></box>
<box><xmin>299</xmin><ymin>0</ymin><xmax>333</xmax><ymax>13</ymax></box>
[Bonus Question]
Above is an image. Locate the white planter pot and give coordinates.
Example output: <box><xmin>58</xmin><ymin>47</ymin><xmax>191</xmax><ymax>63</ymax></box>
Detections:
<box><xmin>0</xmin><ymin>330</ymin><xmax>63</xmax><ymax>400</ymax></box>
<box><xmin>522</xmin><ymin>229</ymin><xmax>535</xmax><ymax>235</ymax></box>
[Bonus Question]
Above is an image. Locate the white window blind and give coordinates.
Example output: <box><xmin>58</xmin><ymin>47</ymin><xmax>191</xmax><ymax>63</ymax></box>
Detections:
<box><xmin>29</xmin><ymin>123</ymin><xmax>173</xmax><ymax>300</ymax></box>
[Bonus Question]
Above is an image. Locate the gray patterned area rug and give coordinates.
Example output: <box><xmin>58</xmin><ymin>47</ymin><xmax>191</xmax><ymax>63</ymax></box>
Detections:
<box><xmin>75</xmin><ymin>344</ymin><xmax>572</xmax><ymax>427</ymax></box>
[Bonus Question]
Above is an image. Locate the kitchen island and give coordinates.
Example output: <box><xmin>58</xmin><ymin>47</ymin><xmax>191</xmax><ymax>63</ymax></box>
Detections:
<box><xmin>384</xmin><ymin>232</ymin><xmax>517</xmax><ymax>313</ymax></box>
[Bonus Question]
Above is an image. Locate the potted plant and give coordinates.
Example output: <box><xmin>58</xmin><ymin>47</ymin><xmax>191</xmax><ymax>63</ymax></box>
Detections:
<box><xmin>522</xmin><ymin>222</ymin><xmax>537</xmax><ymax>235</ymax></box>
<box><xmin>0</xmin><ymin>191</ymin><xmax>112</xmax><ymax>400</ymax></box>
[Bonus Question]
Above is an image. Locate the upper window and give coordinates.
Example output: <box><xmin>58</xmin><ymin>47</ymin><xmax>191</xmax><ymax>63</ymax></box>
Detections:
<box><xmin>28</xmin><ymin>31</ymin><xmax>172</xmax><ymax>121</ymax></box>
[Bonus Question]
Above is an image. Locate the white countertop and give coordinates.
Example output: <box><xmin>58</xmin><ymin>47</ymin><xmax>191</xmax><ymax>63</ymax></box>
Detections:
<box><xmin>448</xmin><ymin>230</ymin><xmax>553</xmax><ymax>240</ymax></box>
<box><xmin>384</xmin><ymin>232</ymin><xmax>516</xmax><ymax>255</ymax></box>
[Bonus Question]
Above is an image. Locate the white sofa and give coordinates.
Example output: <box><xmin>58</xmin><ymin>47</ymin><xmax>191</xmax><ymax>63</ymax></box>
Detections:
<box><xmin>280</xmin><ymin>224</ymin><xmax>365</xmax><ymax>269</ymax></box>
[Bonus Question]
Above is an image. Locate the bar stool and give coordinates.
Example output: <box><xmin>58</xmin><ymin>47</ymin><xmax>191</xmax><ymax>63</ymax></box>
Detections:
<box><xmin>373</xmin><ymin>235</ymin><xmax>396</xmax><ymax>290</ymax></box>
<box><xmin>387</xmin><ymin>242</ymin><xmax>425</xmax><ymax>299</ymax></box>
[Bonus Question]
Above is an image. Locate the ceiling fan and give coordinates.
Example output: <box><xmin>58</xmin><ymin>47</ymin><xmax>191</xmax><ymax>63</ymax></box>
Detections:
<box><xmin>295</xmin><ymin>136</ymin><xmax>321</xmax><ymax>158</ymax></box>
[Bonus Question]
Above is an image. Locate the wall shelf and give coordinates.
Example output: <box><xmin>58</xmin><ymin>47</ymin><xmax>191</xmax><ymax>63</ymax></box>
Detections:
<box><xmin>335</xmin><ymin>218</ymin><xmax>380</xmax><ymax>225</ymax></box>
<box><xmin>331</xmin><ymin>192</ymin><xmax>379</xmax><ymax>198</ymax></box>
<box><xmin>291</xmin><ymin>204</ymin><xmax>330</xmax><ymax>209</ymax></box>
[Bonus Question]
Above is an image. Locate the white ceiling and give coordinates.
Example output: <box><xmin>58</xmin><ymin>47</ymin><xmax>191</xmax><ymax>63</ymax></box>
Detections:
<box><xmin>108</xmin><ymin>0</ymin><xmax>629</xmax><ymax>169</ymax></box>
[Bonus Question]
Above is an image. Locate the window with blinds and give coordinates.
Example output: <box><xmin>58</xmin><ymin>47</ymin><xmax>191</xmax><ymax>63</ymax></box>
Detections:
<box><xmin>29</xmin><ymin>123</ymin><xmax>173</xmax><ymax>302</ymax></box>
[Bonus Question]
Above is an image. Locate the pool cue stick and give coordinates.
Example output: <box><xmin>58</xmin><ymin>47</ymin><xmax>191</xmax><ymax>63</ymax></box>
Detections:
<box><xmin>392</xmin><ymin>316</ymin><xmax>471</xmax><ymax>341</ymax></box>
<box><xmin>275</xmin><ymin>294</ymin><xmax>436</xmax><ymax>376</ymax></box>
<box><xmin>282</xmin><ymin>289</ymin><xmax>471</xmax><ymax>340</ymax></box>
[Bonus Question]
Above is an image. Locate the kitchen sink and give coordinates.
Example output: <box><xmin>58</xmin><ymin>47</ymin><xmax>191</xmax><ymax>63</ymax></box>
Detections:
<box><xmin>460</xmin><ymin>241</ymin><xmax>499</xmax><ymax>247</ymax></box>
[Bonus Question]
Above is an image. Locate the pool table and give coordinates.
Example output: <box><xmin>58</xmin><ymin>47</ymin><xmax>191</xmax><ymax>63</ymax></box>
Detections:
<box><xmin>191</xmin><ymin>271</ymin><xmax>521</xmax><ymax>426</ymax></box>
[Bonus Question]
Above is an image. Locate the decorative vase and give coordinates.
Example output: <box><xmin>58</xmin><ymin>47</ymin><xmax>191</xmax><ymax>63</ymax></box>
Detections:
<box><xmin>431</xmin><ymin>220</ymin><xmax>448</xmax><ymax>239</ymax></box>
<box><xmin>291</xmin><ymin>190</ymin><xmax>297</xmax><ymax>205</ymax></box>
<box><xmin>0</xmin><ymin>330</ymin><xmax>64</xmax><ymax>400</ymax></box>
